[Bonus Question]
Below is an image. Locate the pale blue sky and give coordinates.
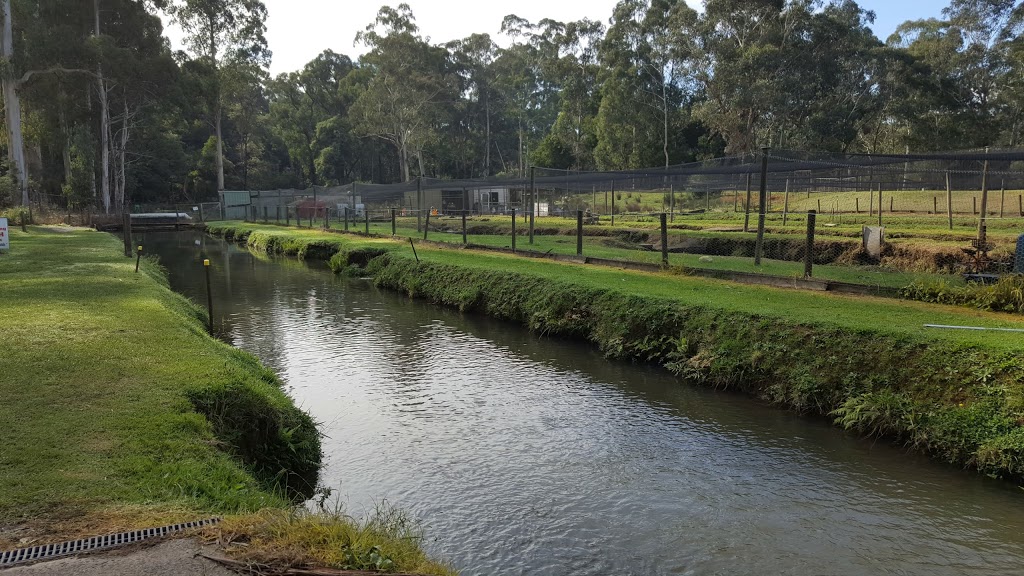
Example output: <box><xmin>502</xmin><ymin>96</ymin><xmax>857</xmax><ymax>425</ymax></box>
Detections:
<box><xmin>163</xmin><ymin>1</ymin><xmax>950</xmax><ymax>75</ymax></box>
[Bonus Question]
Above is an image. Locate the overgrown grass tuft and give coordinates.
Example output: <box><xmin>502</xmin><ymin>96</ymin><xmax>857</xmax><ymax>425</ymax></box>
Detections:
<box><xmin>901</xmin><ymin>275</ymin><xmax>1024</xmax><ymax>314</ymax></box>
<box><xmin>208</xmin><ymin>506</ymin><xmax>456</xmax><ymax>576</ymax></box>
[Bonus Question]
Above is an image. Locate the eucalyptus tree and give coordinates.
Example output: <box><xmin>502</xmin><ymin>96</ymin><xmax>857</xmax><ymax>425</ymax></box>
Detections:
<box><xmin>596</xmin><ymin>0</ymin><xmax>698</xmax><ymax>169</ymax></box>
<box><xmin>352</xmin><ymin>4</ymin><xmax>456</xmax><ymax>181</ymax></box>
<box><xmin>169</xmin><ymin>0</ymin><xmax>269</xmax><ymax>191</ymax></box>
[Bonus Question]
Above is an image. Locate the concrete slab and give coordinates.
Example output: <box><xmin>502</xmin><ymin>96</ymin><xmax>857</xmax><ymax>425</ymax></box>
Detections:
<box><xmin>0</xmin><ymin>539</ymin><xmax>237</xmax><ymax>576</ymax></box>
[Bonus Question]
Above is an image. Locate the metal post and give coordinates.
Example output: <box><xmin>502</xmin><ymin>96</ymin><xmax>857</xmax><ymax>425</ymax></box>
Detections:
<box><xmin>344</xmin><ymin>207</ymin><xmax>349</xmax><ymax>232</ymax></box>
<box><xmin>783</xmin><ymin>180</ymin><xmax>791</xmax><ymax>226</ymax></box>
<box><xmin>670</xmin><ymin>184</ymin><xmax>675</xmax><ymax>222</ymax></box>
<box><xmin>204</xmin><ymin>258</ymin><xmax>214</xmax><ymax>334</ymax></box>
<box><xmin>462</xmin><ymin>210</ymin><xmax>467</xmax><ymax>244</ymax></box>
<box><xmin>660</xmin><ymin>212</ymin><xmax>668</xmax><ymax>268</ymax></box>
<box><xmin>576</xmin><ymin>210</ymin><xmax>583</xmax><ymax>256</ymax></box>
<box><xmin>416</xmin><ymin>176</ymin><xmax>423</xmax><ymax>233</ymax></box>
<box><xmin>743</xmin><ymin>172</ymin><xmax>752</xmax><ymax>232</ymax></box>
<box><xmin>424</xmin><ymin>211</ymin><xmax>430</xmax><ymax>240</ymax></box>
<box><xmin>804</xmin><ymin>210</ymin><xmax>816</xmax><ymax>278</ymax></box>
<box><xmin>365</xmin><ymin>209</ymin><xmax>369</xmax><ymax>235</ymax></box>
<box><xmin>529</xmin><ymin>166</ymin><xmax>536</xmax><ymax>244</ymax></box>
<box><xmin>611</xmin><ymin>181</ymin><xmax>616</xmax><ymax>227</ymax></box>
<box><xmin>1000</xmin><ymin>181</ymin><xmax>1005</xmax><ymax>219</ymax></box>
<box><xmin>946</xmin><ymin>171</ymin><xmax>953</xmax><ymax>230</ymax></box>
<box><xmin>391</xmin><ymin>208</ymin><xmax>397</xmax><ymax>236</ymax></box>
<box><xmin>705</xmin><ymin>188</ymin><xmax>710</xmax><ymax>212</ymax></box>
<box><xmin>754</xmin><ymin>147</ymin><xmax>769</xmax><ymax>265</ymax></box>
<box><xmin>511</xmin><ymin>208</ymin><xmax>517</xmax><ymax>253</ymax></box>
<box><xmin>311</xmin><ymin>185</ymin><xmax>316</xmax><ymax>228</ymax></box>
<box><xmin>878</xmin><ymin>184</ymin><xmax>883</xmax><ymax>227</ymax></box>
<box><xmin>135</xmin><ymin>245</ymin><xmax>142</xmax><ymax>273</ymax></box>
<box><xmin>979</xmin><ymin>148</ymin><xmax>990</xmax><ymax>243</ymax></box>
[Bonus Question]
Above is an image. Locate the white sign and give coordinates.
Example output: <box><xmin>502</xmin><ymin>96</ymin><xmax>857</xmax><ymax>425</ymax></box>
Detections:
<box><xmin>0</xmin><ymin>217</ymin><xmax>8</xmax><ymax>251</ymax></box>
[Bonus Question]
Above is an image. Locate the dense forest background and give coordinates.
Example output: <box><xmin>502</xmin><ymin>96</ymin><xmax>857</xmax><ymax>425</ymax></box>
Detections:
<box><xmin>0</xmin><ymin>0</ymin><xmax>1022</xmax><ymax>211</ymax></box>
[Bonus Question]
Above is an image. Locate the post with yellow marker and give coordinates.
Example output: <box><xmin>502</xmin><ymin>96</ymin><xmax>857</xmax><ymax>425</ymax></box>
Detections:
<box><xmin>135</xmin><ymin>245</ymin><xmax>143</xmax><ymax>273</ymax></box>
<box><xmin>203</xmin><ymin>258</ymin><xmax>214</xmax><ymax>335</ymax></box>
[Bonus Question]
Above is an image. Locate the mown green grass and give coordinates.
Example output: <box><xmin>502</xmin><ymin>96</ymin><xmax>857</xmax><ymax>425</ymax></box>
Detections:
<box><xmin>0</xmin><ymin>227</ymin><xmax>298</xmax><ymax>523</ymax></box>
<box><xmin>212</xmin><ymin>222</ymin><xmax>1024</xmax><ymax>350</ymax></box>
<box><xmin>0</xmin><ymin>227</ymin><xmax>454</xmax><ymax>575</ymax></box>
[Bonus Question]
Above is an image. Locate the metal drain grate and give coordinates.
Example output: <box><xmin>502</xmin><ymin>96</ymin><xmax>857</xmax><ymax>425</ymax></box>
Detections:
<box><xmin>0</xmin><ymin>517</ymin><xmax>220</xmax><ymax>567</ymax></box>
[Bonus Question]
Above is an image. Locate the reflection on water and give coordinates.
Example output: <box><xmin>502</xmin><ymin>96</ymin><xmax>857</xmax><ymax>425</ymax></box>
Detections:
<box><xmin>146</xmin><ymin>231</ymin><xmax>1024</xmax><ymax>576</ymax></box>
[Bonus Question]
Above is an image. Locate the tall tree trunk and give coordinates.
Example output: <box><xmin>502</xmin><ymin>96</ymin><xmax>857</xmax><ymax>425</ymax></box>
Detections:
<box><xmin>116</xmin><ymin>100</ymin><xmax>128</xmax><ymax>211</ymax></box>
<box><xmin>215</xmin><ymin>100</ymin><xmax>225</xmax><ymax>191</ymax></box>
<box><xmin>95</xmin><ymin>0</ymin><xmax>111</xmax><ymax>213</ymax></box>
<box><xmin>484</xmin><ymin>92</ymin><xmax>491</xmax><ymax>176</ymax></box>
<box><xmin>59</xmin><ymin>106</ymin><xmax>72</xmax><ymax>183</ymax></box>
<box><xmin>1</xmin><ymin>0</ymin><xmax>28</xmax><ymax>205</ymax></box>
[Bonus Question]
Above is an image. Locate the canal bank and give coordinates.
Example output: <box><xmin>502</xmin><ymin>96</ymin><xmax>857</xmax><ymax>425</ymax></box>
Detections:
<box><xmin>208</xmin><ymin>222</ymin><xmax>1024</xmax><ymax>483</ymax></box>
<box><xmin>0</xmin><ymin>227</ymin><xmax>452</xmax><ymax>576</ymax></box>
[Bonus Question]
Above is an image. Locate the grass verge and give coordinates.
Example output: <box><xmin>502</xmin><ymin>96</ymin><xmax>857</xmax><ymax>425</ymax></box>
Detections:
<box><xmin>210</xmin><ymin>221</ymin><xmax>1024</xmax><ymax>483</ymax></box>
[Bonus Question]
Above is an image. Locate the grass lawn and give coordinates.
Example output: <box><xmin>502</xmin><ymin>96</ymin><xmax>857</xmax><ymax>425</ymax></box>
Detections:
<box><xmin>213</xmin><ymin>222</ymin><xmax>1024</xmax><ymax>351</ymax></box>
<box><xmin>0</xmin><ymin>226</ymin><xmax>296</xmax><ymax>542</ymax></box>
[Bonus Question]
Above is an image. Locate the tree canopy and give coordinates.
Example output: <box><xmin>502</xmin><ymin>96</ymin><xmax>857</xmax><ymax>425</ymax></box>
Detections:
<box><xmin>2</xmin><ymin>0</ymin><xmax>1023</xmax><ymax>208</ymax></box>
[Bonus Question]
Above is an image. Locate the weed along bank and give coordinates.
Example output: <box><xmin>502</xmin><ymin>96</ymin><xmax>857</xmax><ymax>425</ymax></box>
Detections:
<box><xmin>0</xmin><ymin>226</ymin><xmax>453</xmax><ymax>576</ymax></box>
<box><xmin>205</xmin><ymin>222</ymin><xmax>1024</xmax><ymax>485</ymax></box>
<box><xmin>134</xmin><ymin>224</ymin><xmax>1024</xmax><ymax>576</ymax></box>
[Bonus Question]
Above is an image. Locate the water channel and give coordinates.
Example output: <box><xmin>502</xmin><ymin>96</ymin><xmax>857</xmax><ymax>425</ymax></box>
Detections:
<box><xmin>145</xmin><ymin>231</ymin><xmax>1024</xmax><ymax>576</ymax></box>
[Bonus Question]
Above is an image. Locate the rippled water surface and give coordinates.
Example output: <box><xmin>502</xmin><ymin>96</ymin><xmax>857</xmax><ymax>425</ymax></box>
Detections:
<box><xmin>147</xmin><ymin>232</ymin><xmax>1024</xmax><ymax>576</ymax></box>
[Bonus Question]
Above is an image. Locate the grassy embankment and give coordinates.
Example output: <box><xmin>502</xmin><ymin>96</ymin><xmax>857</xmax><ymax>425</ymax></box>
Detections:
<box><xmin>0</xmin><ymin>226</ymin><xmax>453</xmax><ymax>575</ymax></box>
<box><xmin>211</xmin><ymin>221</ymin><xmax>1024</xmax><ymax>483</ymax></box>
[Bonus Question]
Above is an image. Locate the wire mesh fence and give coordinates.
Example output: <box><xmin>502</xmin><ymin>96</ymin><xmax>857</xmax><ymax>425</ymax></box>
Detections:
<box><xmin>217</xmin><ymin>148</ymin><xmax>1024</xmax><ymax>287</ymax></box>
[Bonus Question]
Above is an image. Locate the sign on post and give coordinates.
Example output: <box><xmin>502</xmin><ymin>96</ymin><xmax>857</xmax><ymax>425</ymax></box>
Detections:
<box><xmin>0</xmin><ymin>217</ymin><xmax>9</xmax><ymax>252</ymax></box>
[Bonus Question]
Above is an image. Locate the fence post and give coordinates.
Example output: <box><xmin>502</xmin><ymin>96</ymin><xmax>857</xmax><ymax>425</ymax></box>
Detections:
<box><xmin>199</xmin><ymin>203</ymin><xmax>205</xmax><ymax>223</ymax></box>
<box><xmin>974</xmin><ymin>196</ymin><xmax>978</xmax><ymax>215</ymax></box>
<box><xmin>324</xmin><ymin>206</ymin><xmax>330</xmax><ymax>230</ymax></box>
<box><xmin>878</xmin><ymin>184</ymin><xmax>883</xmax><ymax>227</ymax></box>
<box><xmin>576</xmin><ymin>210</ymin><xmax>583</xmax><ymax>256</ymax></box>
<box><xmin>979</xmin><ymin>149</ymin><xmax>990</xmax><ymax>243</ymax></box>
<box><xmin>889</xmin><ymin>197</ymin><xmax>893</xmax><ymax>213</ymax></box>
<box><xmin>804</xmin><ymin>210</ymin><xmax>816</xmax><ymax>278</ymax></box>
<box><xmin>670</xmin><ymin>184</ymin><xmax>675</xmax><ymax>222</ymax></box>
<box><xmin>511</xmin><ymin>208</ymin><xmax>517</xmax><ymax>253</ymax></box>
<box><xmin>424</xmin><ymin>211</ymin><xmax>430</xmax><ymax>240</ymax></box>
<box><xmin>754</xmin><ymin>147</ymin><xmax>769</xmax><ymax>265</ymax></box>
<box><xmin>365</xmin><ymin>209</ymin><xmax>369</xmax><ymax>235</ymax></box>
<box><xmin>1000</xmin><ymin>181</ymin><xmax>1005</xmax><ymax>219</ymax></box>
<box><xmin>855</xmin><ymin>197</ymin><xmax>859</xmax><ymax>214</ymax></box>
<box><xmin>743</xmin><ymin>172</ymin><xmax>752</xmax><ymax>232</ymax></box>
<box><xmin>660</xmin><ymin>212</ymin><xmax>668</xmax><ymax>268</ymax></box>
<box><xmin>1019</xmin><ymin>194</ymin><xmax>1023</xmax><ymax>217</ymax></box>
<box><xmin>529</xmin><ymin>166</ymin><xmax>536</xmax><ymax>244</ymax></box>
<box><xmin>263</xmin><ymin>206</ymin><xmax>268</xmax><ymax>223</ymax></box>
<box><xmin>933</xmin><ymin>196</ymin><xmax>937</xmax><ymax>215</ymax></box>
<box><xmin>416</xmin><ymin>177</ymin><xmax>423</xmax><ymax>233</ymax></box>
<box><xmin>611</xmin><ymin>181</ymin><xmax>616</xmax><ymax>227</ymax></box>
<box><xmin>122</xmin><ymin>212</ymin><xmax>132</xmax><ymax>257</ymax></box>
<box><xmin>946</xmin><ymin>171</ymin><xmax>953</xmax><ymax>230</ymax></box>
<box><xmin>391</xmin><ymin>208</ymin><xmax>397</xmax><ymax>236</ymax></box>
<box><xmin>286</xmin><ymin>207</ymin><xmax>291</xmax><ymax>226</ymax></box>
<box><xmin>343</xmin><ymin>207</ymin><xmax>349</xmax><ymax>232</ymax></box>
<box><xmin>462</xmin><ymin>210</ymin><xmax>467</xmax><ymax>244</ymax></box>
<box><xmin>783</xmin><ymin>179</ymin><xmax>790</xmax><ymax>226</ymax></box>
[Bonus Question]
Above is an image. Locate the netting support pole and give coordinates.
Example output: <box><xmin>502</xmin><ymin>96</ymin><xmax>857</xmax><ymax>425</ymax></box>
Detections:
<box><xmin>670</xmin><ymin>184</ymin><xmax>675</xmax><ymax>222</ymax></box>
<box><xmin>979</xmin><ymin>149</ymin><xmax>989</xmax><ymax>244</ymax></box>
<box><xmin>424</xmin><ymin>211</ymin><xmax>430</xmax><ymax>241</ymax></box>
<box><xmin>804</xmin><ymin>210</ymin><xmax>816</xmax><ymax>278</ymax></box>
<box><xmin>391</xmin><ymin>208</ymin><xmax>397</xmax><ymax>236</ymax></box>
<box><xmin>783</xmin><ymin>179</ymin><xmax>790</xmax><ymax>226</ymax></box>
<box><xmin>878</xmin><ymin>184</ymin><xmax>883</xmax><ymax>227</ymax></box>
<box><xmin>743</xmin><ymin>172</ymin><xmax>752</xmax><ymax>233</ymax></box>
<box><xmin>577</xmin><ymin>210</ymin><xmax>584</xmax><ymax>256</ymax></box>
<box><xmin>660</xmin><ymin>213</ymin><xmax>668</xmax><ymax>269</ymax></box>
<box><xmin>462</xmin><ymin>210</ymin><xmax>467</xmax><ymax>244</ymax></box>
<box><xmin>754</xmin><ymin>147</ymin><xmax>769</xmax><ymax>266</ymax></box>
<box><xmin>365</xmin><ymin>209</ymin><xmax>369</xmax><ymax>235</ymax></box>
<box><xmin>611</xmin><ymin>181</ymin><xmax>616</xmax><ymax>227</ymax></box>
<box><xmin>1000</xmin><ymin>181</ymin><xmax>1005</xmax><ymax>219</ymax></box>
<box><xmin>311</xmin><ymin>185</ymin><xmax>316</xmax><ymax>228</ymax></box>
<box><xmin>344</xmin><ymin>207</ymin><xmax>349</xmax><ymax>232</ymax></box>
<box><xmin>416</xmin><ymin>177</ymin><xmax>423</xmax><ymax>233</ymax></box>
<box><xmin>529</xmin><ymin>167</ymin><xmax>536</xmax><ymax>245</ymax></box>
<box><xmin>511</xmin><ymin>208</ymin><xmax>517</xmax><ymax>253</ymax></box>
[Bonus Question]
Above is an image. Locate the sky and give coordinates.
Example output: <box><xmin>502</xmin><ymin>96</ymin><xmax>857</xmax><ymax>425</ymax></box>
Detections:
<box><xmin>161</xmin><ymin>0</ymin><xmax>949</xmax><ymax>76</ymax></box>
